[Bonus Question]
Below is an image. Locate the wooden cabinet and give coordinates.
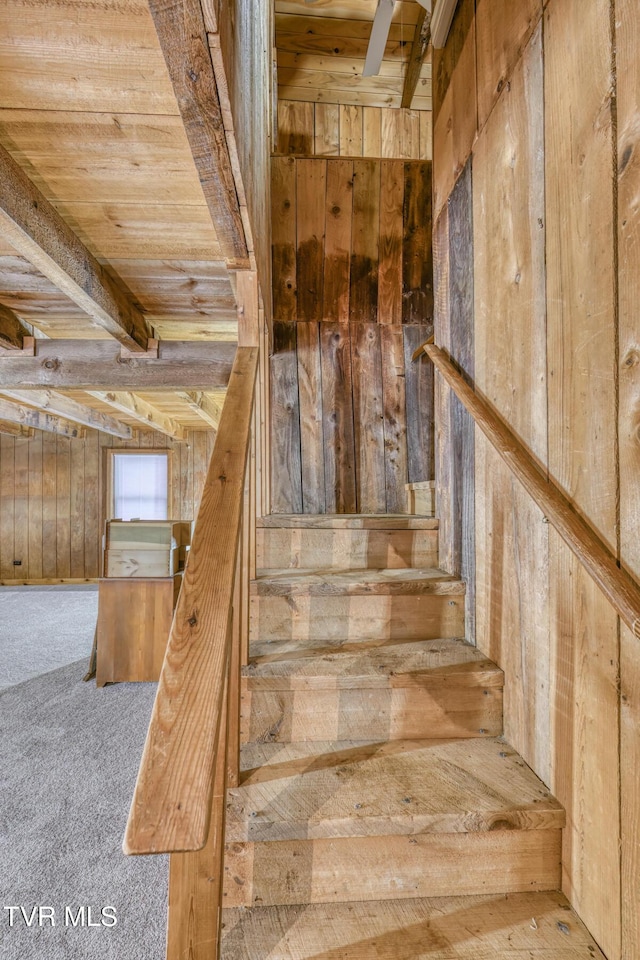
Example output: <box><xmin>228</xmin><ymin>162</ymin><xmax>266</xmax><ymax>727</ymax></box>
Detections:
<box><xmin>96</xmin><ymin>577</ymin><xmax>179</xmax><ymax>686</ymax></box>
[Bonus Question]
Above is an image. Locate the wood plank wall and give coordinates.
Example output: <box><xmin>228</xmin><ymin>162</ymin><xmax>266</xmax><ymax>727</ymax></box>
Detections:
<box><xmin>277</xmin><ymin>100</ymin><xmax>432</xmax><ymax>160</ymax></box>
<box><xmin>433</xmin><ymin>2</ymin><xmax>638</xmax><ymax>958</ymax></box>
<box><xmin>271</xmin><ymin>156</ymin><xmax>433</xmax><ymax>514</ymax></box>
<box><xmin>0</xmin><ymin>428</ymin><xmax>214</xmax><ymax>582</ymax></box>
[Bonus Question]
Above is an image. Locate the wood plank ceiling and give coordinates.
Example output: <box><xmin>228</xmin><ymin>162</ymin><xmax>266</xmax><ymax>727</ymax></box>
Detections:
<box><xmin>0</xmin><ymin>0</ymin><xmax>238</xmax><ymax>434</ymax></box>
<box><xmin>276</xmin><ymin>0</ymin><xmax>432</xmax><ymax>111</ymax></box>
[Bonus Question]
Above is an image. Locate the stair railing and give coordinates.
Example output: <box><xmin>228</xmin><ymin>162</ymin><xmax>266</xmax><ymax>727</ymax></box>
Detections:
<box><xmin>123</xmin><ymin>345</ymin><xmax>259</xmax><ymax>958</ymax></box>
<box><xmin>417</xmin><ymin>341</ymin><xmax>640</xmax><ymax>636</ymax></box>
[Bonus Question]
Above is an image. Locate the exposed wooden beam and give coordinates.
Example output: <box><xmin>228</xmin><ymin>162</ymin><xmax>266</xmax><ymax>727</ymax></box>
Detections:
<box><xmin>401</xmin><ymin>6</ymin><xmax>432</xmax><ymax>109</ymax></box>
<box><xmin>0</xmin><ymin>419</ymin><xmax>34</xmax><ymax>438</ymax></box>
<box><xmin>1</xmin><ymin>389</ymin><xmax>133</xmax><ymax>439</ymax></box>
<box><xmin>0</xmin><ymin>397</ymin><xmax>85</xmax><ymax>438</ymax></box>
<box><xmin>87</xmin><ymin>391</ymin><xmax>186</xmax><ymax>440</ymax></box>
<box><xmin>148</xmin><ymin>0</ymin><xmax>249</xmax><ymax>269</ymax></box>
<box><xmin>0</xmin><ymin>143</ymin><xmax>152</xmax><ymax>352</ymax></box>
<box><xmin>0</xmin><ymin>303</ymin><xmax>32</xmax><ymax>351</ymax></box>
<box><xmin>0</xmin><ymin>340</ymin><xmax>236</xmax><ymax>390</ymax></box>
<box><xmin>176</xmin><ymin>390</ymin><xmax>223</xmax><ymax>429</ymax></box>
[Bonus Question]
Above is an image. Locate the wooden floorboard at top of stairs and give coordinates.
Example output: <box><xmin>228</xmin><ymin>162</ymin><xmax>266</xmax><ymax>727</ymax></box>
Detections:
<box><xmin>225</xmin><ymin>738</ymin><xmax>564</xmax><ymax>842</ymax></box>
<box><xmin>260</xmin><ymin>514</ymin><xmax>439</xmax><ymax>529</ymax></box>
<box><xmin>252</xmin><ymin>567</ymin><xmax>463</xmax><ymax>596</ymax></box>
<box><xmin>220</xmin><ymin>890</ymin><xmax>607</xmax><ymax>959</ymax></box>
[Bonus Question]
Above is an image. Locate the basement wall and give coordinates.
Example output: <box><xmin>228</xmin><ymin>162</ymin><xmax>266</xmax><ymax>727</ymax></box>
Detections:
<box><xmin>0</xmin><ymin>428</ymin><xmax>214</xmax><ymax>582</ymax></box>
<box><xmin>433</xmin><ymin>2</ymin><xmax>639</xmax><ymax>958</ymax></box>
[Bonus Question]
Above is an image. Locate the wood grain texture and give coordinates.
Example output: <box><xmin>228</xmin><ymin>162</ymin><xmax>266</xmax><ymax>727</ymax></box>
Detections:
<box><xmin>617</xmin><ymin>3</ymin><xmax>640</xmax><ymax>956</ymax></box>
<box><xmin>350</xmin><ymin>161</ymin><xmax>380</xmax><ymax>323</ymax></box>
<box><xmin>401</xmin><ymin>6</ymin><xmax>431</xmax><ymax>110</ymax></box>
<box><xmin>0</xmin><ymin>143</ymin><xmax>151</xmax><ymax>351</ymax></box>
<box><xmin>351</xmin><ymin>323</ymin><xmax>385</xmax><ymax>511</ymax></box>
<box><xmin>403</xmin><ymin>324</ymin><xmax>434</xmax><ymax>484</ymax></box>
<box><xmin>271</xmin><ymin>157</ymin><xmax>297</xmax><ymax>322</ymax></box>
<box><xmin>221</xmin><ymin>891</ymin><xmax>607</xmax><ymax>959</ymax></box>
<box><xmin>544</xmin><ymin>3</ymin><xmax>620</xmax><ymax>955</ymax></box>
<box><xmin>0</xmin><ymin>303</ymin><xmax>31</xmax><ymax>350</ymax></box>
<box><xmin>296</xmin><ymin>159</ymin><xmax>326</xmax><ymax>323</ymax></box>
<box><xmin>296</xmin><ymin>322</ymin><xmax>325</xmax><ymax>513</ymax></box>
<box><xmin>380</xmin><ymin>325</ymin><xmax>408</xmax><ymax>511</ymax></box>
<box><xmin>378</xmin><ymin>161</ymin><xmax>403</xmax><ymax>324</ymax></box>
<box><xmin>0</xmin><ymin>397</ymin><xmax>84</xmax><ymax>438</ymax></box>
<box><xmin>96</xmin><ymin>578</ymin><xmax>174</xmax><ymax>685</ymax></box>
<box><xmin>323</xmin><ymin>160</ymin><xmax>353</xmax><ymax>324</ymax></box>
<box><xmin>320</xmin><ymin>322</ymin><xmax>356</xmax><ymax>513</ymax></box>
<box><xmin>472</xmin><ymin>25</ymin><xmax>549</xmax><ymax>781</ymax></box>
<box><xmin>2</xmin><ymin>389</ymin><xmax>133</xmax><ymax>439</ymax></box>
<box><xmin>402</xmin><ymin>161</ymin><xmax>433</xmax><ymax>322</ymax></box>
<box><xmin>270</xmin><ymin>321</ymin><xmax>302</xmax><ymax>513</ymax></box>
<box><xmin>124</xmin><ymin>348</ymin><xmax>257</xmax><ymax>854</ymax></box>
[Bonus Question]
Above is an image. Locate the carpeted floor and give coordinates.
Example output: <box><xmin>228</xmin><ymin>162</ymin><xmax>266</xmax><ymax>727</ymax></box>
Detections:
<box><xmin>0</xmin><ymin>588</ymin><xmax>167</xmax><ymax>959</ymax></box>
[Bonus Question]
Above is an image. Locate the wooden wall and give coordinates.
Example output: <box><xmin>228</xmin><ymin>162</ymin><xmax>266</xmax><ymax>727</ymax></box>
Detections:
<box><xmin>276</xmin><ymin>101</ymin><xmax>432</xmax><ymax>160</ymax></box>
<box><xmin>0</xmin><ymin>428</ymin><xmax>214</xmax><ymax>582</ymax></box>
<box><xmin>271</xmin><ymin>156</ymin><xmax>433</xmax><ymax>514</ymax></box>
<box><xmin>433</xmin><ymin>2</ymin><xmax>638</xmax><ymax>958</ymax></box>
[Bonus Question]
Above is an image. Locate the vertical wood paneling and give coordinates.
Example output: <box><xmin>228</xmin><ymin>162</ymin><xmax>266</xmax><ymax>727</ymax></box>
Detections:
<box><xmin>69</xmin><ymin>438</ymin><xmax>85</xmax><ymax>578</ymax></box>
<box><xmin>56</xmin><ymin>437</ymin><xmax>71</xmax><ymax>578</ymax></box>
<box><xmin>617</xmin><ymin>3</ymin><xmax>640</xmax><ymax>955</ymax></box>
<box><xmin>378</xmin><ymin>160</ymin><xmax>404</xmax><ymax>325</ymax></box>
<box><xmin>296</xmin><ymin>158</ymin><xmax>326</xmax><ymax>322</ymax></box>
<box><xmin>314</xmin><ymin>102</ymin><xmax>340</xmax><ymax>156</ymax></box>
<box><xmin>402</xmin><ymin>161</ymin><xmax>433</xmax><ymax>323</ymax></box>
<box><xmin>380</xmin><ymin>324</ymin><xmax>408</xmax><ymax>511</ymax></box>
<box><xmin>473</xmin><ymin>25</ymin><xmax>548</xmax><ymax>776</ymax></box>
<box><xmin>320</xmin><ymin>322</ymin><xmax>356</xmax><ymax>513</ymax></box>
<box><xmin>297</xmin><ymin>321</ymin><xmax>325</xmax><ymax>512</ymax></box>
<box><xmin>0</xmin><ymin>435</ymin><xmax>15</xmax><ymax>578</ymax></box>
<box><xmin>545</xmin><ymin>3</ymin><xmax>619</xmax><ymax>955</ymax></box>
<box><xmin>277</xmin><ymin>99</ymin><xmax>314</xmax><ymax>156</ymax></box>
<box><xmin>42</xmin><ymin>433</ymin><xmax>57</xmax><ymax>579</ymax></box>
<box><xmin>350</xmin><ymin>160</ymin><xmax>380</xmax><ymax>323</ymax></box>
<box><xmin>272</xmin><ymin>156</ymin><xmax>297</xmax><ymax>322</ymax></box>
<box><xmin>339</xmin><ymin>104</ymin><xmax>363</xmax><ymax>156</ymax></box>
<box><xmin>323</xmin><ymin>159</ymin><xmax>353</xmax><ymax>323</ymax></box>
<box><xmin>13</xmin><ymin>438</ymin><xmax>29</xmax><ymax>574</ymax></box>
<box><xmin>270</xmin><ymin>320</ymin><xmax>302</xmax><ymax>513</ymax></box>
<box><xmin>28</xmin><ymin>433</ymin><xmax>43</xmax><ymax>579</ymax></box>
<box><xmin>351</xmin><ymin>322</ymin><xmax>385</xmax><ymax>512</ymax></box>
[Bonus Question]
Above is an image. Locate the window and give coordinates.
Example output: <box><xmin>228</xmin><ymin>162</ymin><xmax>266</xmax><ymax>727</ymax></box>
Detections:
<box><xmin>109</xmin><ymin>451</ymin><xmax>170</xmax><ymax>520</ymax></box>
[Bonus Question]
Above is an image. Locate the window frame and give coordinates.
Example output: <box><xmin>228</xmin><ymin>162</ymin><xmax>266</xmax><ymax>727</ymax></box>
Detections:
<box><xmin>105</xmin><ymin>448</ymin><xmax>174</xmax><ymax>523</ymax></box>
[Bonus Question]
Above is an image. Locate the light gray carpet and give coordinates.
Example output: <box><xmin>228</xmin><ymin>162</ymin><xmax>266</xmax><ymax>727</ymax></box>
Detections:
<box><xmin>0</xmin><ymin>585</ymin><xmax>99</xmax><ymax>691</ymax></box>
<box><xmin>0</xmin><ymin>590</ymin><xmax>168</xmax><ymax>959</ymax></box>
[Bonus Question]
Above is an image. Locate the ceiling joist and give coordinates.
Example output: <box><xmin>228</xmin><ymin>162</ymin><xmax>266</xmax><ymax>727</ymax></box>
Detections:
<box><xmin>0</xmin><ymin>388</ymin><xmax>134</xmax><ymax>439</ymax></box>
<box><xmin>0</xmin><ymin>419</ymin><xmax>34</xmax><ymax>439</ymax></box>
<box><xmin>0</xmin><ymin>143</ymin><xmax>152</xmax><ymax>353</ymax></box>
<box><xmin>0</xmin><ymin>339</ymin><xmax>236</xmax><ymax>390</ymax></box>
<box><xmin>86</xmin><ymin>391</ymin><xmax>186</xmax><ymax>441</ymax></box>
<box><xmin>148</xmin><ymin>0</ymin><xmax>249</xmax><ymax>269</ymax></box>
<box><xmin>0</xmin><ymin>303</ymin><xmax>32</xmax><ymax>351</ymax></box>
<box><xmin>401</xmin><ymin>5</ymin><xmax>432</xmax><ymax>108</ymax></box>
<box><xmin>0</xmin><ymin>396</ymin><xmax>85</xmax><ymax>438</ymax></box>
<box><xmin>176</xmin><ymin>390</ymin><xmax>223</xmax><ymax>430</ymax></box>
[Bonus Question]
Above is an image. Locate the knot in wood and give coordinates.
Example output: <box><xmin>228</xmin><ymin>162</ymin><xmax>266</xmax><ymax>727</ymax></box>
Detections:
<box><xmin>188</xmin><ymin>614</ymin><xmax>198</xmax><ymax>627</ymax></box>
<box><xmin>218</xmin><ymin>473</ymin><xmax>227</xmax><ymax>483</ymax></box>
<box><xmin>43</xmin><ymin>358</ymin><xmax>58</xmax><ymax>370</ymax></box>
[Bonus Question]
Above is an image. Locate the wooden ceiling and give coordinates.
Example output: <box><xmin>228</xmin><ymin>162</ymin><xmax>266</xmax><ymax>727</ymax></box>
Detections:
<box><xmin>0</xmin><ymin>0</ymin><xmax>241</xmax><ymax>436</ymax></box>
<box><xmin>276</xmin><ymin>0</ymin><xmax>432</xmax><ymax>111</ymax></box>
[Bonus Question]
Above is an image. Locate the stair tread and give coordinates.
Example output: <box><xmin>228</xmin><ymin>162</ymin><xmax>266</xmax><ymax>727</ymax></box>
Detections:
<box><xmin>220</xmin><ymin>891</ymin><xmax>606</xmax><ymax>959</ymax></box>
<box><xmin>225</xmin><ymin>738</ymin><xmax>564</xmax><ymax>841</ymax></box>
<box><xmin>252</xmin><ymin>567</ymin><xmax>463</xmax><ymax>596</ymax></box>
<box><xmin>259</xmin><ymin>514</ymin><xmax>439</xmax><ymax>529</ymax></box>
<box><xmin>245</xmin><ymin>638</ymin><xmax>502</xmax><ymax>688</ymax></box>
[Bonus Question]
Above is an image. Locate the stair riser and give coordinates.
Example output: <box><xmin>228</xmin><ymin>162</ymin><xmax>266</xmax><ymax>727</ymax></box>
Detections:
<box><xmin>257</xmin><ymin>528</ymin><xmax>438</xmax><ymax>573</ymax></box>
<box><xmin>241</xmin><ymin>686</ymin><xmax>503</xmax><ymax>742</ymax></box>
<box><xmin>250</xmin><ymin>594</ymin><xmax>465</xmax><ymax>644</ymax></box>
<box><xmin>223</xmin><ymin>830</ymin><xmax>562</xmax><ymax>908</ymax></box>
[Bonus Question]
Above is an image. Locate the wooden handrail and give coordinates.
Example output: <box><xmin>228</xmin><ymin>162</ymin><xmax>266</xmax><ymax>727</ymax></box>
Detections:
<box><xmin>421</xmin><ymin>342</ymin><xmax>640</xmax><ymax>636</ymax></box>
<box><xmin>123</xmin><ymin>346</ymin><xmax>258</xmax><ymax>855</ymax></box>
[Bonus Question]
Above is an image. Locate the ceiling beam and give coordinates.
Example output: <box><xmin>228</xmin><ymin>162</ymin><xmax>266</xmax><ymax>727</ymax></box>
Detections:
<box><xmin>0</xmin><ymin>143</ymin><xmax>152</xmax><ymax>353</ymax></box>
<box><xmin>0</xmin><ymin>420</ymin><xmax>34</xmax><ymax>438</ymax></box>
<box><xmin>0</xmin><ymin>303</ymin><xmax>32</xmax><ymax>351</ymax></box>
<box><xmin>1</xmin><ymin>389</ymin><xmax>134</xmax><ymax>439</ymax></box>
<box><xmin>0</xmin><ymin>339</ymin><xmax>236</xmax><ymax>390</ymax></box>
<box><xmin>86</xmin><ymin>391</ymin><xmax>186</xmax><ymax>441</ymax></box>
<box><xmin>176</xmin><ymin>390</ymin><xmax>222</xmax><ymax>429</ymax></box>
<box><xmin>0</xmin><ymin>397</ymin><xmax>85</xmax><ymax>438</ymax></box>
<box><xmin>148</xmin><ymin>0</ymin><xmax>249</xmax><ymax>269</ymax></box>
<box><xmin>401</xmin><ymin>5</ymin><xmax>432</xmax><ymax>109</ymax></box>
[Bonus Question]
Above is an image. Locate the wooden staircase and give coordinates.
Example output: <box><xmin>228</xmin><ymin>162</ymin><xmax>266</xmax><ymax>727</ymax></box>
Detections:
<box><xmin>220</xmin><ymin>515</ymin><xmax>606</xmax><ymax>959</ymax></box>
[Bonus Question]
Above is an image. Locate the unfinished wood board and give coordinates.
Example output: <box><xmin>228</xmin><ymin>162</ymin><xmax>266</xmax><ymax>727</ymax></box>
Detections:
<box><xmin>617</xmin><ymin>2</ymin><xmax>640</xmax><ymax>956</ymax></box>
<box><xmin>544</xmin><ymin>1</ymin><xmax>619</xmax><ymax>956</ymax></box>
<box><xmin>296</xmin><ymin>159</ymin><xmax>326</xmax><ymax>322</ymax></box>
<box><xmin>403</xmin><ymin>324</ymin><xmax>434</xmax><ymax>484</ymax></box>
<box><xmin>402</xmin><ymin>161</ymin><xmax>433</xmax><ymax>322</ymax></box>
<box><xmin>220</xmin><ymin>891</ymin><xmax>608</xmax><ymax>960</ymax></box>
<box><xmin>349</xmin><ymin>161</ymin><xmax>380</xmax><ymax>323</ymax></box>
<box><xmin>271</xmin><ymin>157</ymin><xmax>298</xmax><ymax>322</ymax></box>
<box><xmin>223</xmin><ymin>829</ymin><xmax>561</xmax><ymax>907</ymax></box>
<box><xmin>350</xmin><ymin>323</ymin><xmax>385</xmax><ymax>511</ymax></box>
<box><xmin>322</xmin><ymin>160</ymin><xmax>353</xmax><ymax>324</ymax></box>
<box><xmin>251</xmin><ymin>567</ymin><xmax>460</xmax><ymax>597</ymax></box>
<box><xmin>296</xmin><ymin>322</ymin><xmax>325</xmax><ymax>513</ymax></box>
<box><xmin>258</xmin><ymin>515</ymin><xmax>439</xmax><ymax>528</ymax></box>
<box><xmin>432</xmin><ymin>0</ymin><xmax>477</xmax><ymax>220</ymax></box>
<box><xmin>472</xmin><ymin>26</ymin><xmax>549</xmax><ymax>781</ymax></box>
<box><xmin>270</xmin><ymin>321</ymin><xmax>302</xmax><ymax>513</ymax></box>
<box><xmin>319</xmin><ymin>322</ymin><xmax>357</xmax><ymax>513</ymax></box>
<box><xmin>256</xmin><ymin>525</ymin><xmax>438</xmax><ymax>572</ymax></box>
<box><xmin>96</xmin><ymin>577</ymin><xmax>174</xmax><ymax>685</ymax></box>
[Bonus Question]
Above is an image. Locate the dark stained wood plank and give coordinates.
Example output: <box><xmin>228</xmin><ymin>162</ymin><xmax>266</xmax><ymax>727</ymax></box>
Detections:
<box><xmin>148</xmin><ymin>0</ymin><xmax>249</xmax><ymax>267</ymax></box>
<box><xmin>350</xmin><ymin>160</ymin><xmax>380</xmax><ymax>323</ymax></box>
<box><xmin>403</xmin><ymin>161</ymin><xmax>434</xmax><ymax>323</ymax></box>
<box><xmin>380</xmin><ymin>324</ymin><xmax>408</xmax><ymax>512</ymax></box>
<box><xmin>401</xmin><ymin>5</ymin><xmax>432</xmax><ymax>109</ymax></box>
<box><xmin>320</xmin><ymin>321</ymin><xmax>356</xmax><ymax>513</ymax></box>
<box><xmin>403</xmin><ymin>323</ymin><xmax>434</xmax><ymax>484</ymax></box>
<box><xmin>296</xmin><ymin>159</ymin><xmax>326</xmax><ymax>323</ymax></box>
<box><xmin>272</xmin><ymin>156</ymin><xmax>298</xmax><ymax>321</ymax></box>
<box><xmin>351</xmin><ymin>322</ymin><xmax>385</xmax><ymax>512</ymax></box>
<box><xmin>378</xmin><ymin>160</ymin><xmax>404</xmax><ymax>324</ymax></box>
<box><xmin>270</xmin><ymin>320</ymin><xmax>302</xmax><ymax>513</ymax></box>
<box><xmin>0</xmin><ymin>144</ymin><xmax>151</xmax><ymax>352</ymax></box>
<box><xmin>323</xmin><ymin>159</ymin><xmax>353</xmax><ymax>323</ymax></box>
<box><xmin>297</xmin><ymin>321</ymin><xmax>325</xmax><ymax>512</ymax></box>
